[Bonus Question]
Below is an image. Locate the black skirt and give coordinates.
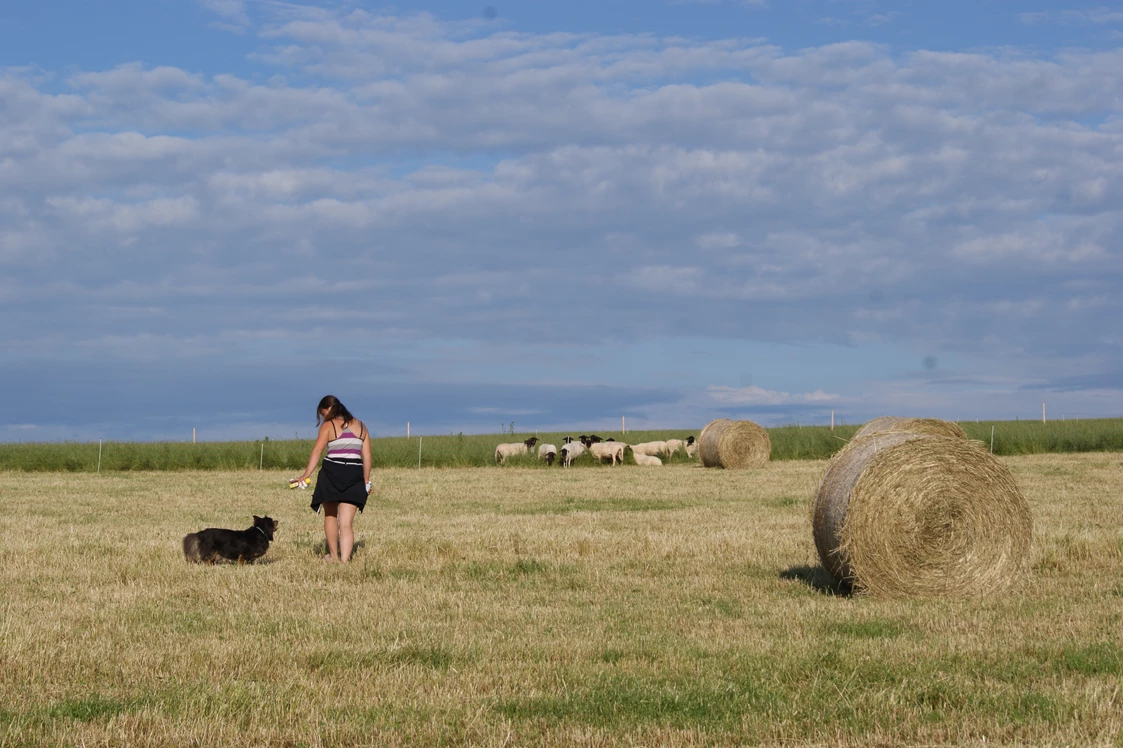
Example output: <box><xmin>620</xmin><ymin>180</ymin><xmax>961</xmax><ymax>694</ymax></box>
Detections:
<box><xmin>311</xmin><ymin>459</ymin><xmax>367</xmax><ymax>512</ymax></box>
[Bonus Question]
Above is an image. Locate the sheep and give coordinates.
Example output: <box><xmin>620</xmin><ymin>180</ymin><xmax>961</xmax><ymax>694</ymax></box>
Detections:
<box><xmin>560</xmin><ymin>441</ymin><xmax>586</xmax><ymax>467</ymax></box>
<box><xmin>579</xmin><ymin>434</ymin><xmax>603</xmax><ymax>448</ymax></box>
<box><xmin>684</xmin><ymin>435</ymin><xmax>697</xmax><ymax>458</ymax></box>
<box><xmin>495</xmin><ymin>436</ymin><xmax>539</xmax><ymax>464</ymax></box>
<box><xmin>538</xmin><ymin>443</ymin><xmax>558</xmax><ymax>467</ymax></box>
<box><xmin>630</xmin><ymin>441</ymin><xmax>668</xmax><ymax>457</ymax></box>
<box><xmin>589</xmin><ymin>441</ymin><xmax>626</xmax><ymax>465</ymax></box>
<box><xmin>633</xmin><ymin>453</ymin><xmax>662</xmax><ymax>466</ymax></box>
<box><xmin>665</xmin><ymin>439</ymin><xmax>683</xmax><ymax>455</ymax></box>
<box><xmin>563</xmin><ymin>436</ymin><xmax>575</xmax><ymax>444</ymax></box>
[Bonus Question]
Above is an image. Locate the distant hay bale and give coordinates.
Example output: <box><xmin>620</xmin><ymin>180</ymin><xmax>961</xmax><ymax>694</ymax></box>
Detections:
<box><xmin>811</xmin><ymin>433</ymin><xmax>1032</xmax><ymax>598</ymax></box>
<box><xmin>698</xmin><ymin>418</ymin><xmax>770</xmax><ymax>469</ymax></box>
<box><xmin>854</xmin><ymin>416</ymin><xmax>967</xmax><ymax>441</ymax></box>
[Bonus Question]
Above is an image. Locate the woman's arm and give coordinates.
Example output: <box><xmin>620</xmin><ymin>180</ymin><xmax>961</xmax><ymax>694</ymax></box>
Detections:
<box><xmin>294</xmin><ymin>422</ymin><xmax>332</xmax><ymax>481</ymax></box>
<box><xmin>361</xmin><ymin>424</ymin><xmax>372</xmax><ymax>491</ymax></box>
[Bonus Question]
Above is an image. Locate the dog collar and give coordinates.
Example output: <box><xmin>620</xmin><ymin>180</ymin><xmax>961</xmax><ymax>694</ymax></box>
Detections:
<box><xmin>254</xmin><ymin>526</ymin><xmax>268</xmax><ymax>537</ymax></box>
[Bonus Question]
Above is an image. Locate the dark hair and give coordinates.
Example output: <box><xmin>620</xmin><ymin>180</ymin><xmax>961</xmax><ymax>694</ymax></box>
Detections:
<box><xmin>316</xmin><ymin>395</ymin><xmax>354</xmax><ymax>426</ymax></box>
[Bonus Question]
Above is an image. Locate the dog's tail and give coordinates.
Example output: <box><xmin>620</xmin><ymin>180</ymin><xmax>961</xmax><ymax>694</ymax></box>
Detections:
<box><xmin>182</xmin><ymin>533</ymin><xmax>202</xmax><ymax>563</ymax></box>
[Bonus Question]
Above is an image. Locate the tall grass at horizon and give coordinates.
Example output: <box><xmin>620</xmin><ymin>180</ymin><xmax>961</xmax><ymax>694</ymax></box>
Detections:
<box><xmin>0</xmin><ymin>418</ymin><xmax>1120</xmax><ymax>472</ymax></box>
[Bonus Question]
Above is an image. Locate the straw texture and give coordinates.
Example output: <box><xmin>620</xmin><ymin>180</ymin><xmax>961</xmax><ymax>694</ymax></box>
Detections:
<box><xmin>854</xmin><ymin>416</ymin><xmax>967</xmax><ymax>440</ymax></box>
<box><xmin>811</xmin><ymin>433</ymin><xmax>1032</xmax><ymax>597</ymax></box>
<box><xmin>698</xmin><ymin>418</ymin><xmax>770</xmax><ymax>469</ymax></box>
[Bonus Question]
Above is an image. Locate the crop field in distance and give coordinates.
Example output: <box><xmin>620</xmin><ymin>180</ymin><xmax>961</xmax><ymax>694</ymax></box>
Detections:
<box><xmin>1</xmin><ymin>417</ymin><xmax>1121</xmax><ymax>472</ymax></box>
<box><xmin>1</xmin><ymin>451</ymin><xmax>1121</xmax><ymax>746</ymax></box>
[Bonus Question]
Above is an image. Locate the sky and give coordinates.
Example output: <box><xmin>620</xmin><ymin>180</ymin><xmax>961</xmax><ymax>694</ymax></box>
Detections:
<box><xmin>1</xmin><ymin>0</ymin><xmax>1121</xmax><ymax>441</ymax></box>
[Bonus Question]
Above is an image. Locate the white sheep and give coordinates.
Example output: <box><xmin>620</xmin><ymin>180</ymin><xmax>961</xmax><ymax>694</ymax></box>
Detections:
<box><xmin>589</xmin><ymin>441</ymin><xmax>626</xmax><ymax>465</ymax></box>
<box><xmin>538</xmin><ymin>443</ymin><xmax>558</xmax><ymax>466</ymax></box>
<box><xmin>560</xmin><ymin>441</ymin><xmax>586</xmax><ymax>467</ymax></box>
<box><xmin>633</xmin><ymin>453</ymin><xmax>662</xmax><ymax>466</ymax></box>
<box><xmin>630</xmin><ymin>441</ymin><xmax>668</xmax><ymax>457</ymax></box>
<box><xmin>665</xmin><ymin>439</ymin><xmax>683</xmax><ymax>455</ymax></box>
<box><xmin>495</xmin><ymin>437</ymin><xmax>539</xmax><ymax>464</ymax></box>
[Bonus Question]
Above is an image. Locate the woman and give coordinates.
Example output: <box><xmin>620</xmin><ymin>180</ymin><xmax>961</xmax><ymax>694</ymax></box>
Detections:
<box><xmin>292</xmin><ymin>395</ymin><xmax>372</xmax><ymax>563</ymax></box>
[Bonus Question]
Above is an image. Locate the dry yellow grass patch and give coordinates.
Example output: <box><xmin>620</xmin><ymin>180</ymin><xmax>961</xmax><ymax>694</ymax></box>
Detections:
<box><xmin>1</xmin><ymin>454</ymin><xmax>1121</xmax><ymax>746</ymax></box>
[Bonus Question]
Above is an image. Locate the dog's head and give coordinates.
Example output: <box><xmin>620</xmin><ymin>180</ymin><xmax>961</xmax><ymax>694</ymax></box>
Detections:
<box><xmin>253</xmin><ymin>515</ymin><xmax>279</xmax><ymax>540</ymax></box>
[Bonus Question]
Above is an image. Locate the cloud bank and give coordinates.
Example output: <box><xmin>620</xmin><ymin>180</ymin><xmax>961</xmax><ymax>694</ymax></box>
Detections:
<box><xmin>1</xmin><ymin>4</ymin><xmax>1121</xmax><ymax>438</ymax></box>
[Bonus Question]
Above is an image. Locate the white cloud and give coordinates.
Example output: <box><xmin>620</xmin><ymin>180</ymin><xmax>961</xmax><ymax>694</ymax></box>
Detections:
<box><xmin>707</xmin><ymin>385</ymin><xmax>840</xmax><ymax>405</ymax></box>
<box><xmin>1</xmin><ymin>7</ymin><xmax>1122</xmax><ymax>433</ymax></box>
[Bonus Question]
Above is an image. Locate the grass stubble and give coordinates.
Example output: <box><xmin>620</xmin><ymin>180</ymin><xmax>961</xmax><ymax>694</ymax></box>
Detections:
<box><xmin>0</xmin><ymin>455</ymin><xmax>1121</xmax><ymax>746</ymax></box>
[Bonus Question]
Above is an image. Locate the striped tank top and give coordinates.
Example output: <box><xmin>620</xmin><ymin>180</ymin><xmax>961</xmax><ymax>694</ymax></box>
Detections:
<box><xmin>325</xmin><ymin>421</ymin><xmax>364</xmax><ymax>465</ymax></box>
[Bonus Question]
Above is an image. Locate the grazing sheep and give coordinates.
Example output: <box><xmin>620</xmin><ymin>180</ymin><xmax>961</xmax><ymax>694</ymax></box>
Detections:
<box><xmin>563</xmin><ymin>436</ymin><xmax>575</xmax><ymax>444</ymax></box>
<box><xmin>538</xmin><ymin>443</ymin><xmax>558</xmax><ymax>466</ymax></box>
<box><xmin>633</xmin><ymin>453</ymin><xmax>662</xmax><ymax>466</ymax></box>
<box><xmin>589</xmin><ymin>441</ymin><xmax>626</xmax><ymax>465</ymax></box>
<box><xmin>685</xmin><ymin>435</ymin><xmax>697</xmax><ymax>458</ymax></box>
<box><xmin>665</xmin><ymin>439</ymin><xmax>683</xmax><ymax>455</ymax></box>
<box><xmin>630</xmin><ymin>441</ymin><xmax>668</xmax><ymax>457</ymax></box>
<box><xmin>560</xmin><ymin>441</ymin><xmax>586</xmax><ymax>467</ymax></box>
<box><xmin>495</xmin><ymin>437</ymin><xmax>540</xmax><ymax>464</ymax></box>
<box><xmin>579</xmin><ymin>434</ymin><xmax>604</xmax><ymax>448</ymax></box>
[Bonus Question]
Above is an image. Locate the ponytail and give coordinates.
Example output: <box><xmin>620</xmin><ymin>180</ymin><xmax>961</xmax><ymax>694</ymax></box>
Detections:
<box><xmin>316</xmin><ymin>395</ymin><xmax>354</xmax><ymax>426</ymax></box>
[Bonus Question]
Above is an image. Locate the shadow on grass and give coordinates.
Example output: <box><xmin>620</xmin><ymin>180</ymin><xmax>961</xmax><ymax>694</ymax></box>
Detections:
<box><xmin>779</xmin><ymin>564</ymin><xmax>852</xmax><ymax>597</ymax></box>
<box><xmin>311</xmin><ymin>538</ymin><xmax>368</xmax><ymax>559</ymax></box>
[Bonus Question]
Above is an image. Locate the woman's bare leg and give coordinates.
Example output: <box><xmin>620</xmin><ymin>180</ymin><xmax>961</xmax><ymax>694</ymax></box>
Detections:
<box><xmin>337</xmin><ymin>503</ymin><xmax>358</xmax><ymax>563</ymax></box>
<box><xmin>322</xmin><ymin>502</ymin><xmax>340</xmax><ymax>562</ymax></box>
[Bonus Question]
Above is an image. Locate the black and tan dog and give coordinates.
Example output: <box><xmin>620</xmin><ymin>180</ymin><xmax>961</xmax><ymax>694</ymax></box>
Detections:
<box><xmin>183</xmin><ymin>515</ymin><xmax>279</xmax><ymax>564</ymax></box>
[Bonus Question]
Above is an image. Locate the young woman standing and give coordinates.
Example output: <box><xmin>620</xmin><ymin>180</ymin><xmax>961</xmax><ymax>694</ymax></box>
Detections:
<box><xmin>292</xmin><ymin>395</ymin><xmax>371</xmax><ymax>563</ymax></box>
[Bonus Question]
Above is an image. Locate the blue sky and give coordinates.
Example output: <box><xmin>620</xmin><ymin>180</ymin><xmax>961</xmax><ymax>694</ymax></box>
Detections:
<box><xmin>1</xmin><ymin>0</ymin><xmax>1121</xmax><ymax>441</ymax></box>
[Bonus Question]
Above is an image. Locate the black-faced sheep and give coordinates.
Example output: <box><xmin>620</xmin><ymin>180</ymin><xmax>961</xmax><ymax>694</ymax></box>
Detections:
<box><xmin>495</xmin><ymin>437</ymin><xmax>539</xmax><ymax>464</ymax></box>
<box><xmin>560</xmin><ymin>441</ymin><xmax>586</xmax><ymax>467</ymax></box>
<box><xmin>684</xmin><ymin>435</ymin><xmax>697</xmax><ymax>458</ymax></box>
<box><xmin>538</xmin><ymin>443</ymin><xmax>558</xmax><ymax>466</ymax></box>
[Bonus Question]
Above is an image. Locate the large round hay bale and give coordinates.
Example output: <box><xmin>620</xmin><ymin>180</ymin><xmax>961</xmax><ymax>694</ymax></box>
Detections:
<box><xmin>854</xmin><ymin>416</ymin><xmax>967</xmax><ymax>440</ymax></box>
<box><xmin>811</xmin><ymin>433</ymin><xmax>1031</xmax><ymax>597</ymax></box>
<box><xmin>698</xmin><ymin>418</ymin><xmax>770</xmax><ymax>469</ymax></box>
<box><xmin>698</xmin><ymin>418</ymin><xmax>732</xmax><ymax>467</ymax></box>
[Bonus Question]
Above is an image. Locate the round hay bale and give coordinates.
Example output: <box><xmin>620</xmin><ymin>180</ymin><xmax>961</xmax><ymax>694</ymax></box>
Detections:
<box><xmin>854</xmin><ymin>416</ymin><xmax>967</xmax><ymax>441</ymax></box>
<box><xmin>698</xmin><ymin>418</ymin><xmax>732</xmax><ymax>467</ymax></box>
<box><xmin>698</xmin><ymin>418</ymin><xmax>771</xmax><ymax>469</ymax></box>
<box><xmin>811</xmin><ymin>433</ymin><xmax>1031</xmax><ymax>597</ymax></box>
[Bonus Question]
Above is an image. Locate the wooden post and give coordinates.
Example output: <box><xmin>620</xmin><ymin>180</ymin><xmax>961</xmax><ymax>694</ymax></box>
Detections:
<box><xmin>1042</xmin><ymin>402</ymin><xmax>1046</xmax><ymax>423</ymax></box>
<box><xmin>831</xmin><ymin>410</ymin><xmax>835</xmax><ymax>430</ymax></box>
<box><xmin>407</xmin><ymin>421</ymin><xmax>410</xmax><ymax>438</ymax></box>
<box><xmin>192</xmin><ymin>427</ymin><xmax>196</xmax><ymax>444</ymax></box>
<box><xmin>259</xmin><ymin>443</ymin><xmax>264</xmax><ymax>470</ymax></box>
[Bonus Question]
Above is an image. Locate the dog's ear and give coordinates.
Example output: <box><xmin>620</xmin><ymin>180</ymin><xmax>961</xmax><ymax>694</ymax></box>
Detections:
<box><xmin>253</xmin><ymin>515</ymin><xmax>261</xmax><ymax>522</ymax></box>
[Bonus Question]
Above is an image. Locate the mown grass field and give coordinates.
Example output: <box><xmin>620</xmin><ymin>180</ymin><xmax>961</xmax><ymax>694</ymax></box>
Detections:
<box><xmin>2</xmin><ymin>453</ymin><xmax>1121</xmax><ymax>746</ymax></box>
<box><xmin>1</xmin><ymin>418</ymin><xmax>1120</xmax><ymax>471</ymax></box>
